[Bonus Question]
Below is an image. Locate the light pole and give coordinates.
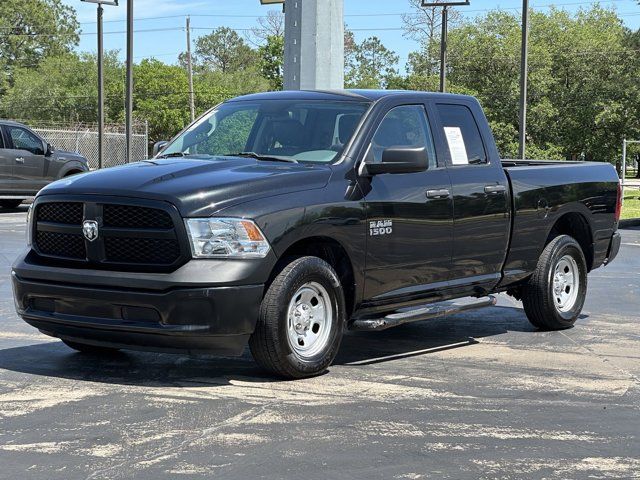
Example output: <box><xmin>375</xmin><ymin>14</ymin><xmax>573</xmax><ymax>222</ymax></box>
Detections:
<box><xmin>81</xmin><ymin>0</ymin><xmax>118</xmax><ymax>170</ymax></box>
<box><xmin>125</xmin><ymin>0</ymin><xmax>133</xmax><ymax>163</ymax></box>
<box><xmin>422</xmin><ymin>1</ymin><xmax>469</xmax><ymax>93</ymax></box>
<box><xmin>518</xmin><ymin>0</ymin><xmax>529</xmax><ymax>160</ymax></box>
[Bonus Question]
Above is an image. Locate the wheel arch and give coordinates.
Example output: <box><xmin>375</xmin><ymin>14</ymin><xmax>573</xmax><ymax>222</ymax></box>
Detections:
<box><xmin>270</xmin><ymin>236</ymin><xmax>357</xmax><ymax>317</ymax></box>
<box><xmin>546</xmin><ymin>211</ymin><xmax>594</xmax><ymax>271</ymax></box>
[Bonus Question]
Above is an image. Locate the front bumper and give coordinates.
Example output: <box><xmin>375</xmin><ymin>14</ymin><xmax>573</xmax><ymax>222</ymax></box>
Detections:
<box><xmin>11</xmin><ymin>249</ymin><xmax>272</xmax><ymax>355</ymax></box>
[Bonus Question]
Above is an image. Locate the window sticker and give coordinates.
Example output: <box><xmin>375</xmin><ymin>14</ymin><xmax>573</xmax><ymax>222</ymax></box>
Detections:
<box><xmin>443</xmin><ymin>126</ymin><xmax>468</xmax><ymax>165</ymax></box>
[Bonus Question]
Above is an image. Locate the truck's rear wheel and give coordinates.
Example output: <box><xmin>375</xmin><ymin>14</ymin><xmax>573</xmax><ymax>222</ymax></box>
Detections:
<box><xmin>521</xmin><ymin>235</ymin><xmax>587</xmax><ymax>330</ymax></box>
<box><xmin>62</xmin><ymin>340</ymin><xmax>119</xmax><ymax>355</ymax></box>
<box><xmin>249</xmin><ymin>256</ymin><xmax>345</xmax><ymax>379</ymax></box>
<box><xmin>0</xmin><ymin>199</ymin><xmax>23</xmax><ymax>209</ymax></box>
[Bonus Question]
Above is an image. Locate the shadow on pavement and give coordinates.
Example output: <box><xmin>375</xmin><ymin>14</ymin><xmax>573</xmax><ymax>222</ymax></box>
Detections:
<box><xmin>0</xmin><ymin>305</ymin><xmax>539</xmax><ymax>386</ymax></box>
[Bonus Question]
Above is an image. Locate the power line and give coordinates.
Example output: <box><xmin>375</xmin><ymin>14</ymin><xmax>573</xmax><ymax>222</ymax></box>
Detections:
<box><xmin>74</xmin><ymin>0</ymin><xmax>632</xmax><ymax>25</ymax></box>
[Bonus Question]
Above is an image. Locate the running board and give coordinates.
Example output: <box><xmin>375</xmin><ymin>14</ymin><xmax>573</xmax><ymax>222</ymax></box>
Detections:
<box><xmin>349</xmin><ymin>295</ymin><xmax>497</xmax><ymax>331</ymax></box>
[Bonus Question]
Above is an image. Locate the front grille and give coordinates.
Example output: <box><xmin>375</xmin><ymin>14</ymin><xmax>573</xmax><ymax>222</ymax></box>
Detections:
<box><xmin>105</xmin><ymin>237</ymin><xmax>181</xmax><ymax>264</ymax></box>
<box><xmin>36</xmin><ymin>231</ymin><xmax>86</xmax><ymax>259</ymax></box>
<box><xmin>104</xmin><ymin>204</ymin><xmax>173</xmax><ymax>229</ymax></box>
<box><xmin>37</xmin><ymin>202</ymin><xmax>83</xmax><ymax>225</ymax></box>
<box><xmin>33</xmin><ymin>200</ymin><xmax>185</xmax><ymax>270</ymax></box>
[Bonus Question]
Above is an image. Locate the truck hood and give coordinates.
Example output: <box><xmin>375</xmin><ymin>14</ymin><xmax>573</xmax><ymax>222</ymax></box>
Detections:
<box><xmin>38</xmin><ymin>156</ymin><xmax>333</xmax><ymax>216</ymax></box>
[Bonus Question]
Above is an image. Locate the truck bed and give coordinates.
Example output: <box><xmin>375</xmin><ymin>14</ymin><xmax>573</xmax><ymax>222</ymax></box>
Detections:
<box><xmin>499</xmin><ymin>159</ymin><xmax>619</xmax><ymax>287</ymax></box>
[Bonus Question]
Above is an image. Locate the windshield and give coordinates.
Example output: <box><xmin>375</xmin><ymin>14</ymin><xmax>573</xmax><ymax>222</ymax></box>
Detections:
<box><xmin>160</xmin><ymin>99</ymin><xmax>370</xmax><ymax>163</ymax></box>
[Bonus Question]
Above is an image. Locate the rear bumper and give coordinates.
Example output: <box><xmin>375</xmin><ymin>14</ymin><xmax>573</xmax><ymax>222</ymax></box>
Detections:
<box><xmin>11</xmin><ymin>250</ymin><xmax>269</xmax><ymax>355</ymax></box>
<box><xmin>604</xmin><ymin>231</ymin><xmax>621</xmax><ymax>265</ymax></box>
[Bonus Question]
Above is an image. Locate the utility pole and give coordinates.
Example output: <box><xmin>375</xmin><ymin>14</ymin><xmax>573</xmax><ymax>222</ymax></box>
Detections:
<box><xmin>439</xmin><ymin>6</ymin><xmax>448</xmax><ymax>92</ymax></box>
<box><xmin>125</xmin><ymin>0</ymin><xmax>134</xmax><ymax>163</ymax></box>
<box><xmin>81</xmin><ymin>0</ymin><xmax>118</xmax><ymax>169</ymax></box>
<box><xmin>518</xmin><ymin>0</ymin><xmax>529</xmax><ymax>160</ymax></box>
<box><xmin>422</xmin><ymin>1</ymin><xmax>470</xmax><ymax>94</ymax></box>
<box><xmin>186</xmin><ymin>16</ymin><xmax>195</xmax><ymax>122</ymax></box>
<box><xmin>97</xmin><ymin>3</ymin><xmax>104</xmax><ymax>169</ymax></box>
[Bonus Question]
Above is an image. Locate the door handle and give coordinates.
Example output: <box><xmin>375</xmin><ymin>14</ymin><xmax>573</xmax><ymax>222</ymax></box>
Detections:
<box><xmin>484</xmin><ymin>184</ymin><xmax>506</xmax><ymax>194</ymax></box>
<box><xmin>15</xmin><ymin>157</ymin><xmax>25</xmax><ymax>163</ymax></box>
<box><xmin>426</xmin><ymin>189</ymin><xmax>450</xmax><ymax>199</ymax></box>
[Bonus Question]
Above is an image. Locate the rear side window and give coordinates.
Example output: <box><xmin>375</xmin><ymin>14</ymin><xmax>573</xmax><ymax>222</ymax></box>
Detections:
<box><xmin>370</xmin><ymin>105</ymin><xmax>437</xmax><ymax>169</ymax></box>
<box><xmin>436</xmin><ymin>104</ymin><xmax>487</xmax><ymax>165</ymax></box>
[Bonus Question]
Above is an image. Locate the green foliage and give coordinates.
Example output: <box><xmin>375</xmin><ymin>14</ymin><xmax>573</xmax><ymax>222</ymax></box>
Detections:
<box><xmin>432</xmin><ymin>6</ymin><xmax>640</xmax><ymax>162</ymax></box>
<box><xmin>345</xmin><ymin>35</ymin><xmax>399</xmax><ymax>89</ymax></box>
<box><xmin>259</xmin><ymin>35</ymin><xmax>284</xmax><ymax>90</ymax></box>
<box><xmin>194</xmin><ymin>27</ymin><xmax>258</xmax><ymax>74</ymax></box>
<box><xmin>0</xmin><ymin>0</ymin><xmax>79</xmax><ymax>90</ymax></box>
<box><xmin>0</xmin><ymin>52</ymin><xmax>123</xmax><ymax>123</ymax></box>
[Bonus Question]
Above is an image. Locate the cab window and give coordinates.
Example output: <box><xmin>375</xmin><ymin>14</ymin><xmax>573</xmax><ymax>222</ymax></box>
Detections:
<box><xmin>8</xmin><ymin>126</ymin><xmax>44</xmax><ymax>155</ymax></box>
<box><xmin>436</xmin><ymin>104</ymin><xmax>487</xmax><ymax>165</ymax></box>
<box><xmin>370</xmin><ymin>105</ymin><xmax>437</xmax><ymax>169</ymax></box>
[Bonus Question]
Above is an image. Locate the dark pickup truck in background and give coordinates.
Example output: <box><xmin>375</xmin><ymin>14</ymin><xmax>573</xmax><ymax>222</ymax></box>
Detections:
<box><xmin>0</xmin><ymin>120</ymin><xmax>89</xmax><ymax>209</ymax></box>
<box><xmin>11</xmin><ymin>90</ymin><xmax>621</xmax><ymax>378</ymax></box>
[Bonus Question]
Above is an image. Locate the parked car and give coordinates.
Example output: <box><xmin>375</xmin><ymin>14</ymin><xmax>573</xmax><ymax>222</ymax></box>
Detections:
<box><xmin>0</xmin><ymin>120</ymin><xmax>89</xmax><ymax>209</ymax></box>
<box><xmin>11</xmin><ymin>90</ymin><xmax>622</xmax><ymax>378</ymax></box>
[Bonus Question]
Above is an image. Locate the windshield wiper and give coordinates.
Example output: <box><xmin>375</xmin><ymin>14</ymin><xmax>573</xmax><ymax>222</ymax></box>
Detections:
<box><xmin>232</xmin><ymin>152</ymin><xmax>298</xmax><ymax>163</ymax></box>
<box><xmin>156</xmin><ymin>152</ymin><xmax>185</xmax><ymax>159</ymax></box>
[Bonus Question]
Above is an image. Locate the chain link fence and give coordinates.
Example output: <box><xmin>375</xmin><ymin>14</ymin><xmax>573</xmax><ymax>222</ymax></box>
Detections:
<box><xmin>15</xmin><ymin>121</ymin><xmax>149</xmax><ymax>170</ymax></box>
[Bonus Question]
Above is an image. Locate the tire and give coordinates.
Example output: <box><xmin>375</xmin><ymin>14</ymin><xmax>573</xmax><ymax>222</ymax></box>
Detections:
<box><xmin>249</xmin><ymin>256</ymin><xmax>346</xmax><ymax>379</ymax></box>
<box><xmin>521</xmin><ymin>235</ymin><xmax>588</xmax><ymax>330</ymax></box>
<box><xmin>0</xmin><ymin>199</ymin><xmax>23</xmax><ymax>209</ymax></box>
<box><xmin>62</xmin><ymin>340</ymin><xmax>119</xmax><ymax>355</ymax></box>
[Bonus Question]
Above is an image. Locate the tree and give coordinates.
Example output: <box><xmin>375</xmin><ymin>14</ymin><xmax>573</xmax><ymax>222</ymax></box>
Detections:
<box><xmin>345</xmin><ymin>36</ymin><xmax>399</xmax><ymax>89</ymax></box>
<box><xmin>427</xmin><ymin>6</ymin><xmax>640</xmax><ymax>161</ymax></box>
<box><xmin>193</xmin><ymin>27</ymin><xmax>258</xmax><ymax>73</ymax></box>
<box><xmin>402</xmin><ymin>0</ymin><xmax>462</xmax><ymax>76</ymax></box>
<box><xmin>248</xmin><ymin>10</ymin><xmax>285</xmax><ymax>46</ymax></box>
<box><xmin>0</xmin><ymin>52</ymin><xmax>123</xmax><ymax>124</ymax></box>
<box><xmin>0</xmin><ymin>0</ymin><xmax>79</xmax><ymax>89</ymax></box>
<box><xmin>259</xmin><ymin>35</ymin><xmax>284</xmax><ymax>90</ymax></box>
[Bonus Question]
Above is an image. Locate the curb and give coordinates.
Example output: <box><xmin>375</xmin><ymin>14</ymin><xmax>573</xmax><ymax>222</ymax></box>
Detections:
<box><xmin>619</xmin><ymin>218</ymin><xmax>640</xmax><ymax>228</ymax></box>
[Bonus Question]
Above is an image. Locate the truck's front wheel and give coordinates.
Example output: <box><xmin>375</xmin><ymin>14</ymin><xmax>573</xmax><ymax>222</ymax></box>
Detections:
<box><xmin>249</xmin><ymin>256</ymin><xmax>345</xmax><ymax>378</ymax></box>
<box><xmin>522</xmin><ymin>235</ymin><xmax>587</xmax><ymax>330</ymax></box>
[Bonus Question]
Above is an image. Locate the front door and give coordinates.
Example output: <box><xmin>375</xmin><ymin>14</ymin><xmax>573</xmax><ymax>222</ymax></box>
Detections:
<box><xmin>5</xmin><ymin>124</ymin><xmax>48</xmax><ymax>192</ymax></box>
<box><xmin>363</xmin><ymin>104</ymin><xmax>453</xmax><ymax>302</ymax></box>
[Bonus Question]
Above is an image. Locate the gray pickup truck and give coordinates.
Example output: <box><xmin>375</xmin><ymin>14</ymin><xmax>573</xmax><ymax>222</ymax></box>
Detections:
<box><xmin>0</xmin><ymin>120</ymin><xmax>89</xmax><ymax>209</ymax></box>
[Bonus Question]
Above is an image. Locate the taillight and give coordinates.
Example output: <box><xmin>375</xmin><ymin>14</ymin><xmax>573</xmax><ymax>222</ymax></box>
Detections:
<box><xmin>615</xmin><ymin>181</ymin><xmax>622</xmax><ymax>223</ymax></box>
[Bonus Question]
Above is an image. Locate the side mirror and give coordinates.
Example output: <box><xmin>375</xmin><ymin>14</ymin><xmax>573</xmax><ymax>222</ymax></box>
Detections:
<box><xmin>152</xmin><ymin>140</ymin><xmax>168</xmax><ymax>157</ymax></box>
<box><xmin>364</xmin><ymin>146</ymin><xmax>428</xmax><ymax>175</ymax></box>
<box><xmin>45</xmin><ymin>143</ymin><xmax>54</xmax><ymax>156</ymax></box>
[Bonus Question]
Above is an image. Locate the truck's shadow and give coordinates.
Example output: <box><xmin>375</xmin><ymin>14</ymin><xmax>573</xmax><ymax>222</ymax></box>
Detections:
<box><xmin>0</xmin><ymin>305</ymin><xmax>551</xmax><ymax>386</ymax></box>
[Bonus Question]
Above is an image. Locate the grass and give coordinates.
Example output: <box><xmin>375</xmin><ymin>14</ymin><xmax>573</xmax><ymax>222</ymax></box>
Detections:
<box><xmin>621</xmin><ymin>188</ymin><xmax>640</xmax><ymax>220</ymax></box>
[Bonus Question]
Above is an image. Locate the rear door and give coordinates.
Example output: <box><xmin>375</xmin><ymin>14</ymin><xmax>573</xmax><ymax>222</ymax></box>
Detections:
<box><xmin>432</xmin><ymin>101</ymin><xmax>510</xmax><ymax>291</ymax></box>
<box><xmin>363</xmin><ymin>103</ymin><xmax>454</xmax><ymax>302</ymax></box>
<box><xmin>5</xmin><ymin>124</ymin><xmax>48</xmax><ymax>192</ymax></box>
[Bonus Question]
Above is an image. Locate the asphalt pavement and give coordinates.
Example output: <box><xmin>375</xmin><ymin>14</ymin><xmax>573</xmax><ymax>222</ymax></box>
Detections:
<box><xmin>0</xmin><ymin>205</ymin><xmax>638</xmax><ymax>479</ymax></box>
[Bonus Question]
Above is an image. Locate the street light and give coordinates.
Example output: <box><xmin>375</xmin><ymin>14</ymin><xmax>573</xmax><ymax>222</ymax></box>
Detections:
<box><xmin>421</xmin><ymin>1</ymin><xmax>469</xmax><ymax>93</ymax></box>
<box><xmin>81</xmin><ymin>0</ymin><xmax>118</xmax><ymax>169</ymax></box>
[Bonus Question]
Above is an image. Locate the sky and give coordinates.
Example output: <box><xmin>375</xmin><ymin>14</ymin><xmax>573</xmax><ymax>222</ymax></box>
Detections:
<box><xmin>63</xmin><ymin>0</ymin><xmax>640</xmax><ymax>72</ymax></box>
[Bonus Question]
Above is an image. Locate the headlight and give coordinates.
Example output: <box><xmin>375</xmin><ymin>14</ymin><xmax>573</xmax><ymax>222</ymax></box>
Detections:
<box><xmin>184</xmin><ymin>217</ymin><xmax>270</xmax><ymax>258</ymax></box>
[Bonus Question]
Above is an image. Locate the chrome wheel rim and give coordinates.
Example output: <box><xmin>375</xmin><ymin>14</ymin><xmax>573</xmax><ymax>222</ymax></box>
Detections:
<box><xmin>286</xmin><ymin>281</ymin><xmax>333</xmax><ymax>359</ymax></box>
<box><xmin>553</xmin><ymin>255</ymin><xmax>579</xmax><ymax>312</ymax></box>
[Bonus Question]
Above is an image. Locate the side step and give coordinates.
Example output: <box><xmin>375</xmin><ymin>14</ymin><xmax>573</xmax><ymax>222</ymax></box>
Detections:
<box><xmin>349</xmin><ymin>295</ymin><xmax>497</xmax><ymax>331</ymax></box>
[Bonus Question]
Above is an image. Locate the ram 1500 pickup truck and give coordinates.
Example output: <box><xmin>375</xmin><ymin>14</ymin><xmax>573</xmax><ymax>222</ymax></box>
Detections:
<box><xmin>0</xmin><ymin>120</ymin><xmax>89</xmax><ymax>208</ymax></box>
<box><xmin>11</xmin><ymin>90</ymin><xmax>622</xmax><ymax>378</ymax></box>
